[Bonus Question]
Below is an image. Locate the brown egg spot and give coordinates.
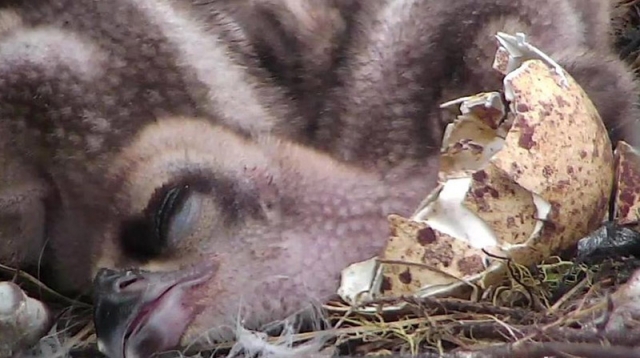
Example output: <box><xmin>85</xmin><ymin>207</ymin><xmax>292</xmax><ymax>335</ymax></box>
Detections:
<box><xmin>417</xmin><ymin>227</ymin><xmax>437</xmax><ymax>246</ymax></box>
<box><xmin>398</xmin><ymin>268</ymin><xmax>412</xmax><ymax>284</ymax></box>
<box><xmin>579</xmin><ymin>150</ymin><xmax>587</xmax><ymax>159</ymax></box>
<box><xmin>380</xmin><ymin>276</ymin><xmax>393</xmax><ymax>293</ymax></box>
<box><xmin>515</xmin><ymin>120</ymin><xmax>536</xmax><ymax>150</ymax></box>
<box><xmin>472</xmin><ymin>170</ymin><xmax>488</xmax><ymax>183</ymax></box>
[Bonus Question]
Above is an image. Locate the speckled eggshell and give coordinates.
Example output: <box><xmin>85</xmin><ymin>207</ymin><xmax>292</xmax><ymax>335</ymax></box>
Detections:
<box><xmin>613</xmin><ymin>141</ymin><xmax>640</xmax><ymax>225</ymax></box>
<box><xmin>490</xmin><ymin>59</ymin><xmax>614</xmax><ymax>258</ymax></box>
<box><xmin>463</xmin><ymin>164</ymin><xmax>538</xmax><ymax>247</ymax></box>
<box><xmin>492</xmin><ymin>46</ymin><xmax>511</xmax><ymax>75</ymax></box>
<box><xmin>439</xmin><ymin>136</ymin><xmax>492</xmax><ymax>180</ymax></box>
<box><xmin>459</xmin><ymin>92</ymin><xmax>506</xmax><ymax>130</ymax></box>
<box><xmin>441</xmin><ymin>115</ymin><xmax>498</xmax><ymax>148</ymax></box>
<box><xmin>440</xmin><ymin>92</ymin><xmax>507</xmax><ymax>180</ymax></box>
<box><xmin>379</xmin><ymin>215</ymin><xmax>487</xmax><ymax>297</ymax></box>
<box><xmin>350</xmin><ymin>51</ymin><xmax>615</xmax><ymax>305</ymax></box>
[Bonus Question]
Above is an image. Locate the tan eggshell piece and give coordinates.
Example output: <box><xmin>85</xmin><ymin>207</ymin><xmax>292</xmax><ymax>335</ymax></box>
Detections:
<box><xmin>441</xmin><ymin>92</ymin><xmax>504</xmax><ymax>147</ymax></box>
<box><xmin>613</xmin><ymin>141</ymin><xmax>640</xmax><ymax>224</ymax></box>
<box><xmin>439</xmin><ymin>137</ymin><xmax>490</xmax><ymax>179</ymax></box>
<box><xmin>459</xmin><ymin>92</ymin><xmax>506</xmax><ymax>130</ymax></box>
<box><xmin>492</xmin><ymin>46</ymin><xmax>511</xmax><ymax>75</ymax></box>
<box><xmin>442</xmin><ymin>116</ymin><xmax>498</xmax><ymax>148</ymax></box>
<box><xmin>490</xmin><ymin>60</ymin><xmax>614</xmax><ymax>255</ymax></box>
<box><xmin>379</xmin><ymin>215</ymin><xmax>486</xmax><ymax>297</ymax></box>
<box><xmin>463</xmin><ymin>165</ymin><xmax>537</xmax><ymax>247</ymax></box>
<box><xmin>439</xmin><ymin>92</ymin><xmax>506</xmax><ymax>179</ymax></box>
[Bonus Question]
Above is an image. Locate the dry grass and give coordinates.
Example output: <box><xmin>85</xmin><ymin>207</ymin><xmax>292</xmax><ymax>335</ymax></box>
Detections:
<box><xmin>6</xmin><ymin>253</ymin><xmax>640</xmax><ymax>357</ymax></box>
<box><xmin>315</xmin><ymin>256</ymin><xmax>640</xmax><ymax>357</ymax></box>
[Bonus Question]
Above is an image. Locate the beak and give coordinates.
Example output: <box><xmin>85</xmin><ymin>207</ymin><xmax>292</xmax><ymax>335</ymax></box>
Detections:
<box><xmin>93</xmin><ymin>263</ymin><xmax>216</xmax><ymax>358</ymax></box>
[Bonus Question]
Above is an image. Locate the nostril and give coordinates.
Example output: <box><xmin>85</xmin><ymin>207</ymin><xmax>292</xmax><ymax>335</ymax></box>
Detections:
<box><xmin>116</xmin><ymin>275</ymin><xmax>144</xmax><ymax>292</ymax></box>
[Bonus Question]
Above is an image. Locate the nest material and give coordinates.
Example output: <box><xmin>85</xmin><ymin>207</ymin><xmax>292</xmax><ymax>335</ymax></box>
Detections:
<box><xmin>5</xmin><ymin>1</ymin><xmax>640</xmax><ymax>357</ymax></box>
<box><xmin>5</xmin><ymin>255</ymin><xmax>640</xmax><ymax>358</ymax></box>
<box><xmin>319</xmin><ymin>256</ymin><xmax>640</xmax><ymax>357</ymax></box>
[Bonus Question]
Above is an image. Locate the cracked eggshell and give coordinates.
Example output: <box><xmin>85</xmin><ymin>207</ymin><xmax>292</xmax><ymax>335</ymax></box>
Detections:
<box><xmin>613</xmin><ymin>141</ymin><xmax>640</xmax><ymax>225</ymax></box>
<box><xmin>463</xmin><ymin>165</ymin><xmax>538</xmax><ymax>248</ymax></box>
<box><xmin>490</xmin><ymin>59</ymin><xmax>614</xmax><ymax>256</ymax></box>
<box><xmin>439</xmin><ymin>92</ymin><xmax>507</xmax><ymax>179</ymax></box>
<box><xmin>375</xmin><ymin>60</ymin><xmax>613</xmax><ymax>300</ymax></box>
<box><xmin>339</xmin><ymin>34</ymin><xmax>615</xmax><ymax>305</ymax></box>
<box><xmin>492</xmin><ymin>46</ymin><xmax>511</xmax><ymax>75</ymax></box>
<box><xmin>377</xmin><ymin>215</ymin><xmax>488</xmax><ymax>298</ymax></box>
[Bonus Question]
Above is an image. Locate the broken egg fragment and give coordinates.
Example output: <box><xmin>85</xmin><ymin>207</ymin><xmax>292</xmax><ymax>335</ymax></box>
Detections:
<box><xmin>613</xmin><ymin>141</ymin><xmax>640</xmax><ymax>226</ymax></box>
<box><xmin>339</xmin><ymin>33</ymin><xmax>615</xmax><ymax>305</ymax></box>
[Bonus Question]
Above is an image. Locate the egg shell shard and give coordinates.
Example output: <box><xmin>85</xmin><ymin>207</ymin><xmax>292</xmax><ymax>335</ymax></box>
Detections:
<box><xmin>439</xmin><ymin>136</ymin><xmax>500</xmax><ymax>181</ymax></box>
<box><xmin>494</xmin><ymin>32</ymin><xmax>570</xmax><ymax>88</ymax></box>
<box><xmin>463</xmin><ymin>165</ymin><xmax>538</xmax><ymax>248</ymax></box>
<box><xmin>337</xmin><ymin>257</ymin><xmax>378</xmax><ymax>305</ymax></box>
<box><xmin>459</xmin><ymin>92</ymin><xmax>506</xmax><ymax>130</ymax></box>
<box><xmin>378</xmin><ymin>215</ymin><xmax>488</xmax><ymax>297</ymax></box>
<box><xmin>442</xmin><ymin>92</ymin><xmax>507</xmax><ymax>145</ymax></box>
<box><xmin>492</xmin><ymin>45</ymin><xmax>511</xmax><ymax>75</ymax></box>
<box><xmin>441</xmin><ymin>113</ymin><xmax>498</xmax><ymax>149</ymax></box>
<box><xmin>613</xmin><ymin>141</ymin><xmax>640</xmax><ymax>225</ymax></box>
<box><xmin>491</xmin><ymin>59</ymin><xmax>614</xmax><ymax>256</ymax></box>
<box><xmin>414</xmin><ymin>177</ymin><xmax>500</xmax><ymax>250</ymax></box>
<box><xmin>439</xmin><ymin>92</ymin><xmax>507</xmax><ymax>180</ymax></box>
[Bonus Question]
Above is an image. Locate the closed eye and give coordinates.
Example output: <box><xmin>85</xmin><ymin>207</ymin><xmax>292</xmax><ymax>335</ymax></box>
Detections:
<box><xmin>154</xmin><ymin>185</ymin><xmax>190</xmax><ymax>247</ymax></box>
<box><xmin>120</xmin><ymin>181</ymin><xmax>201</xmax><ymax>260</ymax></box>
<box><xmin>118</xmin><ymin>171</ymin><xmax>264</xmax><ymax>261</ymax></box>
